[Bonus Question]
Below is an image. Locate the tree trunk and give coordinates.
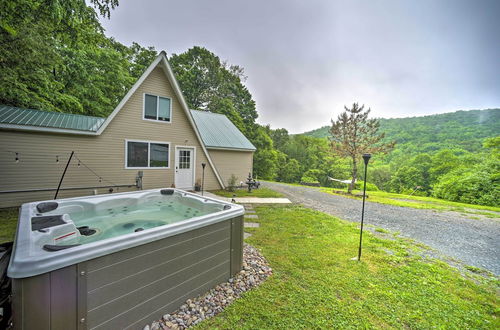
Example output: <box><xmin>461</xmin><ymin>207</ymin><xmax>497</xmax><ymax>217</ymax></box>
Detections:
<box><xmin>349</xmin><ymin>157</ymin><xmax>357</xmax><ymax>194</ymax></box>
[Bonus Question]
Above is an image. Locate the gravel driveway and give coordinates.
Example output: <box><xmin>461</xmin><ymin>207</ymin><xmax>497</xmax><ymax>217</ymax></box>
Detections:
<box><xmin>264</xmin><ymin>181</ymin><xmax>500</xmax><ymax>275</ymax></box>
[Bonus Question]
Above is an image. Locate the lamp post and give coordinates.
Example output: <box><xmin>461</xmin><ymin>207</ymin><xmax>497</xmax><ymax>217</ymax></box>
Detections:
<box><xmin>201</xmin><ymin>163</ymin><xmax>206</xmax><ymax>196</ymax></box>
<box><xmin>357</xmin><ymin>153</ymin><xmax>371</xmax><ymax>261</ymax></box>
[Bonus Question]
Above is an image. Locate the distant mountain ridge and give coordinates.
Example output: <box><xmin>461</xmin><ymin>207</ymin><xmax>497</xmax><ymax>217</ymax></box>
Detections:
<box><xmin>302</xmin><ymin>109</ymin><xmax>500</xmax><ymax>155</ymax></box>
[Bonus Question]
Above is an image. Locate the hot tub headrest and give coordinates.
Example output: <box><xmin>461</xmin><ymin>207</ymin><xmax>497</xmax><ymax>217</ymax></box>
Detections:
<box><xmin>223</xmin><ymin>205</ymin><xmax>231</xmax><ymax>210</ymax></box>
<box><xmin>160</xmin><ymin>189</ymin><xmax>175</xmax><ymax>195</ymax></box>
<box><xmin>43</xmin><ymin>244</ymin><xmax>80</xmax><ymax>252</ymax></box>
<box><xmin>36</xmin><ymin>202</ymin><xmax>59</xmax><ymax>213</ymax></box>
<box><xmin>31</xmin><ymin>215</ymin><xmax>66</xmax><ymax>231</ymax></box>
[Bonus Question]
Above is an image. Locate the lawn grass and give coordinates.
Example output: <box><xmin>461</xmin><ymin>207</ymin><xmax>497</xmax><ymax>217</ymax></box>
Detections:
<box><xmin>0</xmin><ymin>207</ymin><xmax>18</xmax><ymax>243</ymax></box>
<box><xmin>320</xmin><ymin>188</ymin><xmax>500</xmax><ymax>217</ymax></box>
<box><xmin>198</xmin><ymin>204</ymin><xmax>499</xmax><ymax>329</ymax></box>
<box><xmin>267</xmin><ymin>181</ymin><xmax>499</xmax><ymax>217</ymax></box>
<box><xmin>210</xmin><ymin>187</ymin><xmax>284</xmax><ymax>198</ymax></box>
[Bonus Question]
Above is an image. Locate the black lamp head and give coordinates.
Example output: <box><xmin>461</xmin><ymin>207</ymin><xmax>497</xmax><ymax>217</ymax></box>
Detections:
<box><xmin>201</xmin><ymin>163</ymin><xmax>206</xmax><ymax>169</ymax></box>
<box><xmin>362</xmin><ymin>153</ymin><xmax>371</xmax><ymax>165</ymax></box>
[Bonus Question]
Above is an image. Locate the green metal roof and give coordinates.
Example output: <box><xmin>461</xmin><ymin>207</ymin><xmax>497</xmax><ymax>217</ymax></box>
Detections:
<box><xmin>0</xmin><ymin>105</ymin><xmax>255</xmax><ymax>150</ymax></box>
<box><xmin>0</xmin><ymin>105</ymin><xmax>105</xmax><ymax>132</ymax></box>
<box><xmin>191</xmin><ymin>110</ymin><xmax>256</xmax><ymax>151</ymax></box>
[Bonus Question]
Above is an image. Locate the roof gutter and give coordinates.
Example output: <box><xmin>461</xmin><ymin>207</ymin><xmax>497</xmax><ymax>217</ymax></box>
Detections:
<box><xmin>0</xmin><ymin>52</ymin><xmax>228</xmax><ymax>190</ymax></box>
<box><xmin>0</xmin><ymin>123</ymin><xmax>99</xmax><ymax>136</ymax></box>
<box><xmin>206</xmin><ymin>146</ymin><xmax>256</xmax><ymax>152</ymax></box>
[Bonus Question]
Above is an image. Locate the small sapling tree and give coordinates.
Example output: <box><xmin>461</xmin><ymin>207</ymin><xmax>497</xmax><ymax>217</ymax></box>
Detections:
<box><xmin>330</xmin><ymin>103</ymin><xmax>395</xmax><ymax>193</ymax></box>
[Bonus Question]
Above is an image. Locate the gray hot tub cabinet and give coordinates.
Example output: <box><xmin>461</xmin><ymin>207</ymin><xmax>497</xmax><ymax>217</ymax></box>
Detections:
<box><xmin>12</xmin><ymin>215</ymin><xmax>243</xmax><ymax>330</ymax></box>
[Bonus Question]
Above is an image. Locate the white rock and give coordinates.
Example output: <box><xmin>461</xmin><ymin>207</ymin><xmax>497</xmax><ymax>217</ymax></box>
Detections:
<box><xmin>148</xmin><ymin>244</ymin><xmax>271</xmax><ymax>329</ymax></box>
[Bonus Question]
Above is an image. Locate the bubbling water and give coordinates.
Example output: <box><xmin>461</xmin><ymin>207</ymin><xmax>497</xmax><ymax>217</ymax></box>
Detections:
<box><xmin>56</xmin><ymin>198</ymin><xmax>216</xmax><ymax>245</ymax></box>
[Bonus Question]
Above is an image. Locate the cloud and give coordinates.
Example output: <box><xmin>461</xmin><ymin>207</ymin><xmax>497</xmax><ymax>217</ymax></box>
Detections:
<box><xmin>100</xmin><ymin>0</ymin><xmax>500</xmax><ymax>133</ymax></box>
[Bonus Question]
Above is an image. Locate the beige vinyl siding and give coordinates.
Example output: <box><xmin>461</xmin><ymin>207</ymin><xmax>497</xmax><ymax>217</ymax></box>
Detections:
<box><xmin>0</xmin><ymin>66</ymin><xmax>222</xmax><ymax>208</ymax></box>
<box><xmin>208</xmin><ymin>149</ymin><xmax>253</xmax><ymax>187</ymax></box>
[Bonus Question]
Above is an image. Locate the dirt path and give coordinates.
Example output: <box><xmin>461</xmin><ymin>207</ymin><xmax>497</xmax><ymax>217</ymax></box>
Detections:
<box><xmin>265</xmin><ymin>182</ymin><xmax>500</xmax><ymax>275</ymax></box>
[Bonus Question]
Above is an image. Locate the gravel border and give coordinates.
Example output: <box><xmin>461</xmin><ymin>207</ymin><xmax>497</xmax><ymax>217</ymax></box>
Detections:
<box><xmin>144</xmin><ymin>244</ymin><xmax>272</xmax><ymax>330</ymax></box>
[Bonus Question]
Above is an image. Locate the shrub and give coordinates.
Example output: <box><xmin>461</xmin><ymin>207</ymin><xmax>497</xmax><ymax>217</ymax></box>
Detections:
<box><xmin>227</xmin><ymin>174</ymin><xmax>238</xmax><ymax>192</ymax></box>
<box><xmin>433</xmin><ymin>166</ymin><xmax>499</xmax><ymax>206</ymax></box>
<box><xmin>355</xmin><ymin>181</ymin><xmax>379</xmax><ymax>191</ymax></box>
<box><xmin>300</xmin><ymin>176</ymin><xmax>320</xmax><ymax>184</ymax></box>
<box><xmin>300</xmin><ymin>169</ymin><xmax>322</xmax><ymax>184</ymax></box>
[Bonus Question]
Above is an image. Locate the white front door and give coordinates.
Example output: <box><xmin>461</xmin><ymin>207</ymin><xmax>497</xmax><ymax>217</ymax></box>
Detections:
<box><xmin>175</xmin><ymin>147</ymin><xmax>195</xmax><ymax>189</ymax></box>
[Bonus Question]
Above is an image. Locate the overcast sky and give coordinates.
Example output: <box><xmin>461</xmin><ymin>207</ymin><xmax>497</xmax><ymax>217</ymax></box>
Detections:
<box><xmin>99</xmin><ymin>0</ymin><xmax>500</xmax><ymax>133</ymax></box>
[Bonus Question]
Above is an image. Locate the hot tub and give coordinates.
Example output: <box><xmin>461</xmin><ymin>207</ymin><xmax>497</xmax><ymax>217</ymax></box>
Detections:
<box><xmin>8</xmin><ymin>188</ymin><xmax>244</xmax><ymax>330</ymax></box>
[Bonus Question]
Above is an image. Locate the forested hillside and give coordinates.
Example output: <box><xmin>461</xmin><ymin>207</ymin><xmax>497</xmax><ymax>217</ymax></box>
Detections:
<box><xmin>304</xmin><ymin>109</ymin><xmax>500</xmax><ymax>156</ymax></box>
<box><xmin>1</xmin><ymin>0</ymin><xmax>498</xmax><ymax>206</ymax></box>
<box><xmin>286</xmin><ymin>109</ymin><xmax>499</xmax><ymax>206</ymax></box>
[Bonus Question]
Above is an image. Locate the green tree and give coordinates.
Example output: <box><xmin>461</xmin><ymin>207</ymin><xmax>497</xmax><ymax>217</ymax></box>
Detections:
<box><xmin>369</xmin><ymin>165</ymin><xmax>392</xmax><ymax>191</ymax></box>
<box><xmin>330</xmin><ymin>103</ymin><xmax>395</xmax><ymax>193</ymax></box>
<box><xmin>270</xmin><ymin>128</ymin><xmax>290</xmax><ymax>151</ymax></box>
<box><xmin>0</xmin><ymin>0</ymin><xmax>155</xmax><ymax>117</ymax></box>
<box><xmin>432</xmin><ymin>139</ymin><xmax>500</xmax><ymax>206</ymax></box>
<box><xmin>275</xmin><ymin>152</ymin><xmax>301</xmax><ymax>183</ymax></box>
<box><xmin>126</xmin><ymin>42</ymin><xmax>158</xmax><ymax>79</ymax></box>
<box><xmin>250</xmin><ymin>126</ymin><xmax>279</xmax><ymax>179</ymax></box>
<box><xmin>389</xmin><ymin>165</ymin><xmax>421</xmax><ymax>193</ymax></box>
<box><xmin>409</xmin><ymin>153</ymin><xmax>432</xmax><ymax>193</ymax></box>
<box><xmin>433</xmin><ymin>162</ymin><xmax>499</xmax><ymax>206</ymax></box>
<box><xmin>0</xmin><ymin>0</ymin><xmax>119</xmax><ymax>36</ymax></box>
<box><xmin>168</xmin><ymin>46</ymin><xmax>257</xmax><ymax>132</ymax></box>
<box><xmin>429</xmin><ymin>150</ymin><xmax>460</xmax><ymax>183</ymax></box>
<box><xmin>168</xmin><ymin>46</ymin><xmax>277</xmax><ymax>179</ymax></box>
<box><xmin>483</xmin><ymin>136</ymin><xmax>500</xmax><ymax>159</ymax></box>
<box><xmin>253</xmin><ymin>149</ymin><xmax>278</xmax><ymax>180</ymax></box>
<box><xmin>301</xmin><ymin>169</ymin><xmax>322</xmax><ymax>184</ymax></box>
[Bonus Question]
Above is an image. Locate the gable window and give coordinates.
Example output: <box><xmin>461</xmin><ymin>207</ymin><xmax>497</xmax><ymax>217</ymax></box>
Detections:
<box><xmin>126</xmin><ymin>140</ymin><xmax>169</xmax><ymax>168</ymax></box>
<box><xmin>144</xmin><ymin>94</ymin><xmax>171</xmax><ymax>122</ymax></box>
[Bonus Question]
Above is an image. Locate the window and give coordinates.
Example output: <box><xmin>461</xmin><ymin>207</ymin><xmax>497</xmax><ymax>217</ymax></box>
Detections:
<box><xmin>127</xmin><ymin>142</ymin><xmax>148</xmax><ymax>167</ymax></box>
<box><xmin>144</xmin><ymin>94</ymin><xmax>171</xmax><ymax>122</ymax></box>
<box><xmin>149</xmin><ymin>143</ymin><xmax>169</xmax><ymax>167</ymax></box>
<box><xmin>126</xmin><ymin>141</ymin><xmax>169</xmax><ymax>168</ymax></box>
<box><xmin>178</xmin><ymin>150</ymin><xmax>191</xmax><ymax>169</ymax></box>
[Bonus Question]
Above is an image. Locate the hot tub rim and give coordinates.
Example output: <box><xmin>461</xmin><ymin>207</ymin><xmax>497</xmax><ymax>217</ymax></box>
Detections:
<box><xmin>8</xmin><ymin>188</ymin><xmax>244</xmax><ymax>279</ymax></box>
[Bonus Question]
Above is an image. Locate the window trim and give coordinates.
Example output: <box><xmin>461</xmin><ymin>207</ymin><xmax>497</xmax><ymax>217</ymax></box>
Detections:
<box><xmin>124</xmin><ymin>139</ymin><xmax>171</xmax><ymax>169</ymax></box>
<box><xmin>142</xmin><ymin>93</ymin><xmax>172</xmax><ymax>123</ymax></box>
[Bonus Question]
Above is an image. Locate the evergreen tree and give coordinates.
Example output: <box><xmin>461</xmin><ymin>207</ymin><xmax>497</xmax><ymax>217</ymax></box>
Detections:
<box><xmin>330</xmin><ymin>103</ymin><xmax>395</xmax><ymax>193</ymax></box>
